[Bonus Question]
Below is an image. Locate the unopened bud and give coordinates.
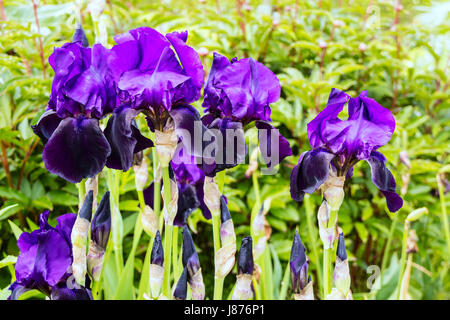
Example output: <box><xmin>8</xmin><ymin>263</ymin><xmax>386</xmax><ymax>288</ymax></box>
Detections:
<box><xmin>322</xmin><ymin>173</ymin><xmax>345</xmax><ymax>211</ymax></box>
<box><xmin>198</xmin><ymin>47</ymin><xmax>209</xmax><ymax>57</ymax></box>
<box><xmin>318</xmin><ymin>200</ymin><xmax>336</xmax><ymax>249</ymax></box>
<box><xmin>290</xmin><ymin>231</ymin><xmax>309</xmax><ymax>294</ymax></box>
<box><xmin>294</xmin><ymin>278</ymin><xmax>314</xmax><ymax>300</ymax></box>
<box><xmin>72</xmin><ymin>190</ymin><xmax>93</xmax><ymax>286</ymax></box>
<box><xmin>88</xmin><ymin>191</ymin><xmax>111</xmax><ymax>281</ymax></box>
<box><xmin>326</xmin><ymin>287</ymin><xmax>346</xmax><ymax>300</ymax></box>
<box><xmin>134</xmin><ymin>157</ymin><xmax>149</xmax><ymax>191</ymax></box>
<box><xmin>232</xmin><ymin>273</ymin><xmax>253</xmax><ymax>300</ymax></box>
<box><xmin>334</xmin><ymin>233</ymin><xmax>350</xmax><ymax>296</ymax></box>
<box><xmin>252</xmin><ymin>205</ymin><xmax>266</xmax><ymax>259</ymax></box>
<box><xmin>162</xmin><ymin>179</ymin><xmax>178</xmax><ymax>224</ymax></box>
<box><xmin>406</xmin><ymin>207</ymin><xmax>428</xmax><ymax>222</ymax></box>
<box><xmin>399</xmin><ymin>151</ymin><xmax>411</xmax><ymax>168</ymax></box>
<box><xmin>218</xmin><ymin>196</ymin><xmax>236</xmax><ymax>275</ymax></box>
<box><xmin>155</xmin><ymin>119</ymin><xmax>178</xmax><ymax>167</ymax></box>
<box><xmin>150</xmin><ymin>231</ymin><xmax>164</xmax><ymax>297</ymax></box>
<box><xmin>141</xmin><ymin>205</ymin><xmax>158</xmax><ymax>237</ymax></box>
<box><xmin>173</xmin><ymin>267</ymin><xmax>188</xmax><ymax>300</ymax></box>
<box><xmin>182</xmin><ymin>227</ymin><xmax>205</xmax><ymax>300</ymax></box>
<box><xmin>203</xmin><ymin>176</ymin><xmax>221</xmax><ymax>217</ymax></box>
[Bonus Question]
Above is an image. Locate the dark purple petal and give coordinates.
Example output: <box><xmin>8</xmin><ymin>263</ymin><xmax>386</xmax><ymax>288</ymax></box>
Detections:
<box><xmin>237</xmin><ymin>236</ymin><xmax>254</xmax><ymax>275</ymax></box>
<box><xmin>195</xmin><ymin>180</ymin><xmax>211</xmax><ymax>220</ymax></box>
<box><xmin>50</xmin><ymin>286</ymin><xmax>93</xmax><ymax>300</ymax></box>
<box><xmin>151</xmin><ymin>231</ymin><xmax>164</xmax><ymax>267</ymax></box>
<box><xmin>42</xmin><ymin>117</ymin><xmax>111</xmax><ymax>183</ymax></box>
<box><xmin>54</xmin><ymin>213</ymin><xmax>77</xmax><ymax>246</ymax></box>
<box><xmin>336</xmin><ymin>232</ymin><xmax>347</xmax><ymax>261</ymax></box>
<box><xmin>79</xmin><ymin>190</ymin><xmax>93</xmax><ymax>221</ymax></box>
<box><xmin>200</xmin><ymin>117</ymin><xmax>247</xmax><ymax>177</ymax></box>
<box><xmin>104</xmin><ymin>105</ymin><xmax>153</xmax><ymax>171</ymax></box>
<box><xmin>307</xmin><ymin>88</ymin><xmax>350</xmax><ymax>149</ymax></box>
<box><xmin>290</xmin><ymin>148</ymin><xmax>335</xmax><ymax>202</ymax></box>
<box><xmin>220</xmin><ymin>195</ymin><xmax>231</xmax><ymax>223</ymax></box>
<box><xmin>290</xmin><ymin>231</ymin><xmax>308</xmax><ymax>292</ymax></box>
<box><xmin>365</xmin><ymin>151</ymin><xmax>403</xmax><ymax>212</ymax></box>
<box><xmin>143</xmin><ymin>181</ymin><xmax>159</xmax><ymax>210</ymax></box>
<box><xmin>169</xmin><ymin>104</ymin><xmax>211</xmax><ymax>158</ymax></box>
<box><xmin>171</xmin><ymin>146</ymin><xmax>204</xmax><ymax>185</ymax></box>
<box><xmin>182</xmin><ymin>226</ymin><xmax>201</xmax><ymax>278</ymax></box>
<box><xmin>255</xmin><ymin>120</ymin><xmax>292</xmax><ymax>168</ymax></box>
<box><xmin>173</xmin><ymin>183</ymin><xmax>201</xmax><ymax>227</ymax></box>
<box><xmin>91</xmin><ymin>191</ymin><xmax>111</xmax><ymax>249</ymax></box>
<box><xmin>72</xmin><ymin>24</ymin><xmax>89</xmax><ymax>47</ymax></box>
<box><xmin>173</xmin><ymin>267</ymin><xmax>188</xmax><ymax>300</ymax></box>
<box><xmin>31</xmin><ymin>110</ymin><xmax>62</xmax><ymax>144</ymax></box>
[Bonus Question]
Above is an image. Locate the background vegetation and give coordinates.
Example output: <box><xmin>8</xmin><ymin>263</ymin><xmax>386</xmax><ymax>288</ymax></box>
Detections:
<box><xmin>0</xmin><ymin>0</ymin><xmax>448</xmax><ymax>299</ymax></box>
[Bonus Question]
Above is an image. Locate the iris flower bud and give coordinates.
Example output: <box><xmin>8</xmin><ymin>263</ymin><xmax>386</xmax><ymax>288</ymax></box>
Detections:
<box><xmin>162</xmin><ymin>178</ymin><xmax>178</xmax><ymax>225</ymax></box>
<box><xmin>150</xmin><ymin>231</ymin><xmax>164</xmax><ymax>298</ymax></box>
<box><xmin>232</xmin><ymin>236</ymin><xmax>254</xmax><ymax>300</ymax></box>
<box><xmin>141</xmin><ymin>205</ymin><xmax>158</xmax><ymax>237</ymax></box>
<box><xmin>173</xmin><ymin>267</ymin><xmax>188</xmax><ymax>300</ymax></box>
<box><xmin>252</xmin><ymin>204</ymin><xmax>266</xmax><ymax>259</ymax></box>
<box><xmin>72</xmin><ymin>190</ymin><xmax>93</xmax><ymax>286</ymax></box>
<box><xmin>87</xmin><ymin>191</ymin><xmax>111</xmax><ymax>281</ymax></box>
<box><xmin>203</xmin><ymin>176</ymin><xmax>221</xmax><ymax>217</ymax></box>
<box><xmin>333</xmin><ymin>233</ymin><xmax>351</xmax><ymax>297</ymax></box>
<box><xmin>134</xmin><ymin>156</ymin><xmax>149</xmax><ymax>191</ymax></box>
<box><xmin>215</xmin><ymin>196</ymin><xmax>236</xmax><ymax>278</ymax></box>
<box><xmin>290</xmin><ymin>231</ymin><xmax>314</xmax><ymax>300</ymax></box>
<box><xmin>155</xmin><ymin>119</ymin><xmax>178</xmax><ymax>167</ymax></box>
<box><xmin>182</xmin><ymin>227</ymin><xmax>205</xmax><ymax>300</ymax></box>
<box><xmin>322</xmin><ymin>172</ymin><xmax>345</xmax><ymax>211</ymax></box>
<box><xmin>317</xmin><ymin>199</ymin><xmax>336</xmax><ymax>249</ymax></box>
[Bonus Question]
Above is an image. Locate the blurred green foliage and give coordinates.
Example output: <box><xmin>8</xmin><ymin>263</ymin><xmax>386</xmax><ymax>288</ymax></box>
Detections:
<box><xmin>0</xmin><ymin>0</ymin><xmax>448</xmax><ymax>299</ymax></box>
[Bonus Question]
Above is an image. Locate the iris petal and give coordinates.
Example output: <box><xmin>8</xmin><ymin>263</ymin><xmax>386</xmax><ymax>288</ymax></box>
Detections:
<box><xmin>365</xmin><ymin>151</ymin><xmax>403</xmax><ymax>212</ymax></box>
<box><xmin>290</xmin><ymin>148</ymin><xmax>335</xmax><ymax>202</ymax></box>
<box><xmin>255</xmin><ymin>120</ymin><xmax>292</xmax><ymax>169</ymax></box>
<box><xmin>31</xmin><ymin>110</ymin><xmax>62</xmax><ymax>144</ymax></box>
<box><xmin>43</xmin><ymin>117</ymin><xmax>111</xmax><ymax>183</ymax></box>
<box><xmin>104</xmin><ymin>105</ymin><xmax>153</xmax><ymax>171</ymax></box>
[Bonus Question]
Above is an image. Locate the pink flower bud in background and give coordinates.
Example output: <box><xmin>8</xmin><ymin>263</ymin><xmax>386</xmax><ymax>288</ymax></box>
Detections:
<box><xmin>359</xmin><ymin>43</ymin><xmax>368</xmax><ymax>51</ymax></box>
<box><xmin>198</xmin><ymin>47</ymin><xmax>209</xmax><ymax>57</ymax></box>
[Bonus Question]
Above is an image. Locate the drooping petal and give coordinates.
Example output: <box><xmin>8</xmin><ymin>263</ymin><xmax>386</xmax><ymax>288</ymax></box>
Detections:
<box><xmin>169</xmin><ymin>104</ymin><xmax>211</xmax><ymax>158</ymax></box>
<box><xmin>365</xmin><ymin>151</ymin><xmax>403</xmax><ymax>212</ymax></box>
<box><xmin>31</xmin><ymin>110</ymin><xmax>63</xmax><ymax>144</ymax></box>
<box><xmin>104</xmin><ymin>105</ymin><xmax>153</xmax><ymax>171</ymax></box>
<box><xmin>255</xmin><ymin>120</ymin><xmax>292</xmax><ymax>169</ymax></box>
<box><xmin>199</xmin><ymin>117</ymin><xmax>246</xmax><ymax>177</ymax></box>
<box><xmin>290</xmin><ymin>148</ymin><xmax>335</xmax><ymax>202</ymax></box>
<box><xmin>42</xmin><ymin>117</ymin><xmax>111</xmax><ymax>183</ymax></box>
<box><xmin>307</xmin><ymin>88</ymin><xmax>350</xmax><ymax>149</ymax></box>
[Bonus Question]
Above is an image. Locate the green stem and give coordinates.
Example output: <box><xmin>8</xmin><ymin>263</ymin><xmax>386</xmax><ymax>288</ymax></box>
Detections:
<box><xmin>213</xmin><ymin>171</ymin><xmax>226</xmax><ymax>300</ymax></box>
<box><xmin>172</xmin><ymin>227</ymin><xmax>179</xmax><ymax>280</ymax></box>
<box><xmin>437</xmin><ymin>174</ymin><xmax>450</xmax><ymax>261</ymax></box>
<box><xmin>304</xmin><ymin>194</ymin><xmax>323</xmax><ymax>296</ymax></box>
<box><xmin>153</xmin><ymin>148</ymin><xmax>161</xmax><ymax>219</ymax></box>
<box><xmin>77</xmin><ymin>179</ymin><xmax>86</xmax><ymax>209</ymax></box>
<box><xmin>323</xmin><ymin>208</ymin><xmax>338</xmax><ymax>298</ymax></box>
<box><xmin>380</xmin><ymin>213</ymin><xmax>398</xmax><ymax>286</ymax></box>
<box><xmin>396</xmin><ymin>221</ymin><xmax>409</xmax><ymax>300</ymax></box>
<box><xmin>161</xmin><ymin>166</ymin><xmax>173</xmax><ymax>297</ymax></box>
<box><xmin>279</xmin><ymin>262</ymin><xmax>291</xmax><ymax>300</ymax></box>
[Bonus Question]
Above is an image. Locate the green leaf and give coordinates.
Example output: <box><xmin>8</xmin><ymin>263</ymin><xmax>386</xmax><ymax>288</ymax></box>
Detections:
<box><xmin>0</xmin><ymin>255</ymin><xmax>17</xmax><ymax>269</ymax></box>
<box><xmin>0</xmin><ymin>203</ymin><xmax>20</xmax><ymax>221</ymax></box>
<box><xmin>355</xmin><ymin>222</ymin><xmax>369</xmax><ymax>243</ymax></box>
<box><xmin>8</xmin><ymin>220</ymin><xmax>23</xmax><ymax>240</ymax></box>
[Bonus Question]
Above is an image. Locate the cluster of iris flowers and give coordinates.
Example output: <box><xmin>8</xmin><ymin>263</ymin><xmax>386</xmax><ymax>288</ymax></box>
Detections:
<box><xmin>9</xmin><ymin>23</ymin><xmax>403</xmax><ymax>300</ymax></box>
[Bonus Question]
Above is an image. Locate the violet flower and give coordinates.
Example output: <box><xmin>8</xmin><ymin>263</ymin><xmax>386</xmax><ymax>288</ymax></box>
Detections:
<box><xmin>290</xmin><ymin>231</ymin><xmax>313</xmax><ymax>299</ymax></box>
<box><xmin>290</xmin><ymin>88</ymin><xmax>403</xmax><ymax>212</ymax></box>
<box><xmin>32</xmin><ymin>26</ymin><xmax>119</xmax><ymax>183</ymax></box>
<box><xmin>200</xmin><ymin>53</ymin><xmax>292</xmax><ymax>176</ymax></box>
<box><xmin>105</xmin><ymin>27</ymin><xmax>209</xmax><ymax>169</ymax></box>
<box><xmin>181</xmin><ymin>227</ymin><xmax>205</xmax><ymax>300</ymax></box>
<box><xmin>9</xmin><ymin>211</ymin><xmax>92</xmax><ymax>300</ymax></box>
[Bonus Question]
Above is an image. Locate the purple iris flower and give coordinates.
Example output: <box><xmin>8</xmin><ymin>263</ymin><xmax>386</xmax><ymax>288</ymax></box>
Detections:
<box><xmin>290</xmin><ymin>88</ymin><xmax>403</xmax><ymax>212</ymax></box>
<box><xmin>200</xmin><ymin>52</ymin><xmax>292</xmax><ymax>176</ymax></box>
<box><xmin>104</xmin><ymin>27</ymin><xmax>209</xmax><ymax>170</ymax></box>
<box><xmin>143</xmin><ymin>147</ymin><xmax>211</xmax><ymax>226</ymax></box>
<box><xmin>9</xmin><ymin>211</ymin><xmax>92</xmax><ymax>300</ymax></box>
<box><xmin>32</xmin><ymin>26</ymin><xmax>118</xmax><ymax>183</ymax></box>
